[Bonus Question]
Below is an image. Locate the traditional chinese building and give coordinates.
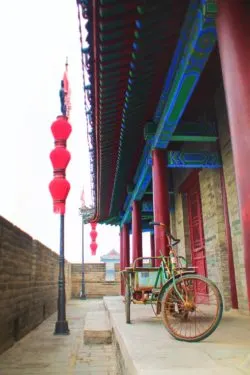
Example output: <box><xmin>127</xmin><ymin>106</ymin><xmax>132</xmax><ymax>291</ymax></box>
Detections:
<box><xmin>100</xmin><ymin>249</ymin><xmax>120</xmax><ymax>281</ymax></box>
<box><xmin>77</xmin><ymin>0</ymin><xmax>250</xmax><ymax>313</ymax></box>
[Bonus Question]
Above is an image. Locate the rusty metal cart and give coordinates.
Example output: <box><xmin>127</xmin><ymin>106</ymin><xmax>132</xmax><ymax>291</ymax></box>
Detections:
<box><xmin>122</xmin><ymin>223</ymin><xmax>223</xmax><ymax>342</ymax></box>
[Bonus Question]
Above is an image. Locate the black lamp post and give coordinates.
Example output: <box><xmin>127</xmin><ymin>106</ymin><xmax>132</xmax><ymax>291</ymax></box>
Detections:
<box><xmin>55</xmin><ymin>213</ymin><xmax>70</xmax><ymax>334</ymax></box>
<box><xmin>49</xmin><ymin>115</ymin><xmax>72</xmax><ymax>335</ymax></box>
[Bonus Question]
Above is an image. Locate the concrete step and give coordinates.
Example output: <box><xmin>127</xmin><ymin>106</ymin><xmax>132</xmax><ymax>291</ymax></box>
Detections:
<box><xmin>83</xmin><ymin>310</ymin><xmax>112</xmax><ymax>345</ymax></box>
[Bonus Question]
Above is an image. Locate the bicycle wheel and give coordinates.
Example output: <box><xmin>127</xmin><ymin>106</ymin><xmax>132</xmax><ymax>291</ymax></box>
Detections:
<box><xmin>161</xmin><ymin>274</ymin><xmax>223</xmax><ymax>342</ymax></box>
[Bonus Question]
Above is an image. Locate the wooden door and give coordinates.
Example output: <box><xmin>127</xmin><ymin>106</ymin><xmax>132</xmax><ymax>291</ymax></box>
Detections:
<box><xmin>187</xmin><ymin>178</ymin><xmax>207</xmax><ymax>279</ymax></box>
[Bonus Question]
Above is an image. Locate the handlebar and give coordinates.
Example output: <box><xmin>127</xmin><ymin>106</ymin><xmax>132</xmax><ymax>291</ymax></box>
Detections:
<box><xmin>132</xmin><ymin>256</ymin><xmax>169</xmax><ymax>270</ymax></box>
<box><xmin>149</xmin><ymin>221</ymin><xmax>180</xmax><ymax>246</ymax></box>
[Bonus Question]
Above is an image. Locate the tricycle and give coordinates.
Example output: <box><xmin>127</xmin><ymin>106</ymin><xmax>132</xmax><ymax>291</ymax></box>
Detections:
<box><xmin>122</xmin><ymin>222</ymin><xmax>223</xmax><ymax>342</ymax></box>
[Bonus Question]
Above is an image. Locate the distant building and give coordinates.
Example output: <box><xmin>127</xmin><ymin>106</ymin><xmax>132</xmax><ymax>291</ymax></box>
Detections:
<box><xmin>100</xmin><ymin>249</ymin><xmax>120</xmax><ymax>281</ymax></box>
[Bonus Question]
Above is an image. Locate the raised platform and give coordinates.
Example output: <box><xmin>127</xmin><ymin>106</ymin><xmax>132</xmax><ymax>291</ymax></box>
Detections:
<box><xmin>104</xmin><ymin>296</ymin><xmax>250</xmax><ymax>375</ymax></box>
<box><xmin>84</xmin><ymin>310</ymin><xmax>112</xmax><ymax>344</ymax></box>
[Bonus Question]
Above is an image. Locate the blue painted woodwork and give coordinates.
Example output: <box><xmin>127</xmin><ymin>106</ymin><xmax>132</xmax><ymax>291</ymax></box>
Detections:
<box><xmin>147</xmin><ymin>151</ymin><xmax>222</xmax><ymax>168</ymax></box>
<box><xmin>168</xmin><ymin>151</ymin><xmax>222</xmax><ymax>168</ymax></box>
<box><xmin>121</xmin><ymin>0</ymin><xmax>217</xmax><ymax>226</ymax></box>
<box><xmin>142</xmin><ymin>201</ymin><xmax>153</xmax><ymax>212</ymax></box>
<box><xmin>153</xmin><ymin>1</ymin><xmax>217</xmax><ymax>149</ymax></box>
<box><xmin>154</xmin><ymin>0</ymin><xmax>198</xmax><ymax>123</ymax></box>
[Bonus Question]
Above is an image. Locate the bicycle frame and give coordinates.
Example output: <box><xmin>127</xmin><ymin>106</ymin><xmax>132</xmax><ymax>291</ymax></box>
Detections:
<box><xmin>123</xmin><ymin>224</ymin><xmax>223</xmax><ymax>342</ymax></box>
<box><xmin>131</xmin><ymin>251</ymin><xmax>190</xmax><ymax>304</ymax></box>
<box><xmin>153</xmin><ymin>259</ymin><xmax>169</xmax><ymax>288</ymax></box>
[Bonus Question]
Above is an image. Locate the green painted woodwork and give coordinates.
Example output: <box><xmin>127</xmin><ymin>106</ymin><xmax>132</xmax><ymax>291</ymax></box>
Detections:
<box><xmin>141</xmin><ymin>214</ymin><xmax>153</xmax><ymax>220</ymax></box>
<box><xmin>100</xmin><ymin>42</ymin><xmax>126</xmax><ymax>53</ymax></box>
<box><xmin>144</xmin><ymin>121</ymin><xmax>157</xmax><ymax>140</ymax></box>
<box><xmin>84</xmin><ymin>0</ymin><xmax>218</xmax><ymax>223</ymax></box>
<box><xmin>99</xmin><ymin>68</ymin><xmax>128</xmax><ymax>79</ymax></box>
<box><xmin>100</xmin><ymin>0</ymin><xmax>117</xmax><ymax>5</ymax></box>
<box><xmin>170</xmin><ymin>135</ymin><xmax>217</xmax><ymax>142</ymax></box>
<box><xmin>99</xmin><ymin>30</ymin><xmax>124</xmax><ymax>42</ymax></box>
<box><xmin>100</xmin><ymin>4</ymin><xmax>129</xmax><ymax>18</ymax></box>
<box><xmin>100</xmin><ymin>60</ymin><xmax>126</xmax><ymax>71</ymax></box>
<box><xmin>175</xmin><ymin>121</ymin><xmax>217</xmax><ymax>136</ymax></box>
<box><xmin>120</xmin><ymin>0</ymin><xmax>217</xmax><ymax>225</ymax></box>
<box><xmin>168</xmin><ymin>151</ymin><xmax>222</xmax><ymax>168</ymax></box>
<box><xmin>144</xmin><ymin>120</ymin><xmax>217</xmax><ymax>142</ymax></box>
<box><xmin>168</xmin><ymin>75</ymin><xmax>197</xmax><ymax>124</ymax></box>
<box><xmin>100</xmin><ymin>19</ymin><xmax>129</xmax><ymax>32</ymax></box>
<box><xmin>127</xmin><ymin>185</ymin><xmax>134</xmax><ymax>194</ymax></box>
<box><xmin>100</xmin><ymin>52</ymin><xmax>125</xmax><ymax>63</ymax></box>
<box><xmin>202</xmin><ymin>1</ymin><xmax>217</xmax><ymax>15</ymax></box>
<box><xmin>137</xmin><ymin>6</ymin><xmax>144</xmax><ymax>15</ymax></box>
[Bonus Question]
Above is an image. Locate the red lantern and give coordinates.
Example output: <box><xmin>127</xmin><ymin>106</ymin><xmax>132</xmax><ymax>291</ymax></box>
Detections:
<box><xmin>51</xmin><ymin>115</ymin><xmax>72</xmax><ymax>142</ymax></box>
<box><xmin>90</xmin><ymin>229</ymin><xmax>97</xmax><ymax>241</ymax></box>
<box><xmin>50</xmin><ymin>147</ymin><xmax>71</xmax><ymax>170</ymax></box>
<box><xmin>49</xmin><ymin>178</ymin><xmax>70</xmax><ymax>214</ymax></box>
<box><xmin>91</xmin><ymin>222</ymin><xmax>97</xmax><ymax>230</ymax></box>
<box><xmin>49</xmin><ymin>115</ymin><xmax>71</xmax><ymax>214</ymax></box>
<box><xmin>90</xmin><ymin>242</ymin><xmax>98</xmax><ymax>256</ymax></box>
<box><xmin>90</xmin><ymin>222</ymin><xmax>98</xmax><ymax>256</ymax></box>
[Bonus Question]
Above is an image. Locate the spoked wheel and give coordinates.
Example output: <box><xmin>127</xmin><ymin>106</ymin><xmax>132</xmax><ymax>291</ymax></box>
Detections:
<box><xmin>161</xmin><ymin>274</ymin><xmax>223</xmax><ymax>342</ymax></box>
<box><xmin>125</xmin><ymin>276</ymin><xmax>131</xmax><ymax>324</ymax></box>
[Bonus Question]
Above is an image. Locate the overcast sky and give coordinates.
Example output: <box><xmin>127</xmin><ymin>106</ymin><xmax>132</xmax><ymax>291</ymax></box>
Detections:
<box><xmin>0</xmin><ymin>0</ymin><xmax>150</xmax><ymax>263</ymax></box>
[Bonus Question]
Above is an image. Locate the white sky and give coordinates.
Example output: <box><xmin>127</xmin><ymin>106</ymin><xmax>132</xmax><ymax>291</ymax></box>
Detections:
<box><xmin>0</xmin><ymin>0</ymin><xmax>149</xmax><ymax>263</ymax></box>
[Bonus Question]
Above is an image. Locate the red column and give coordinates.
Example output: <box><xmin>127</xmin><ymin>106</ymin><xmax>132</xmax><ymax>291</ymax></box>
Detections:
<box><xmin>150</xmin><ymin>233</ymin><xmax>155</xmax><ymax>267</ymax></box>
<box><xmin>216</xmin><ymin>1</ymin><xmax>250</xmax><ymax>308</ymax></box>
<box><xmin>120</xmin><ymin>228</ymin><xmax>124</xmax><ymax>296</ymax></box>
<box><xmin>122</xmin><ymin>224</ymin><xmax>130</xmax><ymax>269</ymax></box>
<box><xmin>152</xmin><ymin>149</ymin><xmax>170</xmax><ymax>264</ymax></box>
<box><xmin>132</xmin><ymin>201</ymin><xmax>142</xmax><ymax>267</ymax></box>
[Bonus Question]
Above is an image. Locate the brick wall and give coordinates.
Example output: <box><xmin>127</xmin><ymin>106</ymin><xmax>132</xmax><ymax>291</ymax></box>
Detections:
<box><xmin>199</xmin><ymin>169</ymin><xmax>231</xmax><ymax>309</ymax></box>
<box><xmin>71</xmin><ymin>263</ymin><xmax>120</xmax><ymax>298</ymax></box>
<box><xmin>215</xmin><ymin>85</ymin><xmax>248</xmax><ymax>311</ymax></box>
<box><xmin>0</xmin><ymin>216</ymin><xmax>71</xmax><ymax>354</ymax></box>
<box><xmin>170</xmin><ymin>86</ymin><xmax>248</xmax><ymax>313</ymax></box>
<box><xmin>173</xmin><ymin>193</ymin><xmax>192</xmax><ymax>265</ymax></box>
<box><xmin>172</xmin><ymin>168</ymin><xmax>232</xmax><ymax>310</ymax></box>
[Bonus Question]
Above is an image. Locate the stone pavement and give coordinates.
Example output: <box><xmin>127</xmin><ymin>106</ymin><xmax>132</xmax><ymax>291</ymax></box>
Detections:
<box><xmin>0</xmin><ymin>299</ymin><xmax>118</xmax><ymax>375</ymax></box>
<box><xmin>104</xmin><ymin>296</ymin><xmax>250</xmax><ymax>375</ymax></box>
<box><xmin>1</xmin><ymin>297</ymin><xmax>250</xmax><ymax>375</ymax></box>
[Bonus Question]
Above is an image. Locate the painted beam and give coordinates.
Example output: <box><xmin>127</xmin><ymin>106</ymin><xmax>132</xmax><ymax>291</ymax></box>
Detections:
<box><xmin>170</xmin><ymin>135</ymin><xmax>217</xmax><ymax>142</ymax></box>
<box><xmin>147</xmin><ymin>151</ymin><xmax>222</xmax><ymax>168</ymax></box>
<box><xmin>168</xmin><ymin>151</ymin><xmax>221</xmax><ymax>168</ymax></box>
<box><xmin>144</xmin><ymin>121</ymin><xmax>218</xmax><ymax>142</ymax></box>
<box><xmin>121</xmin><ymin>0</ymin><xmax>217</xmax><ymax>226</ymax></box>
<box><xmin>141</xmin><ymin>193</ymin><xmax>176</xmax><ymax>213</ymax></box>
<box><xmin>153</xmin><ymin>4</ymin><xmax>217</xmax><ymax>148</ymax></box>
<box><xmin>142</xmin><ymin>201</ymin><xmax>153</xmax><ymax>212</ymax></box>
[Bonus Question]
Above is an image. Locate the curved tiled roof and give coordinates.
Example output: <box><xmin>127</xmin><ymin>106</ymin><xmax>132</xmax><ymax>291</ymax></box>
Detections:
<box><xmin>80</xmin><ymin>0</ymin><xmax>190</xmax><ymax>223</ymax></box>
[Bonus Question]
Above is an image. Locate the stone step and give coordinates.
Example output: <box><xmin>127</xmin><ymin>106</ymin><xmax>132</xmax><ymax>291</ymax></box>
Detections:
<box><xmin>83</xmin><ymin>311</ymin><xmax>112</xmax><ymax>345</ymax></box>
